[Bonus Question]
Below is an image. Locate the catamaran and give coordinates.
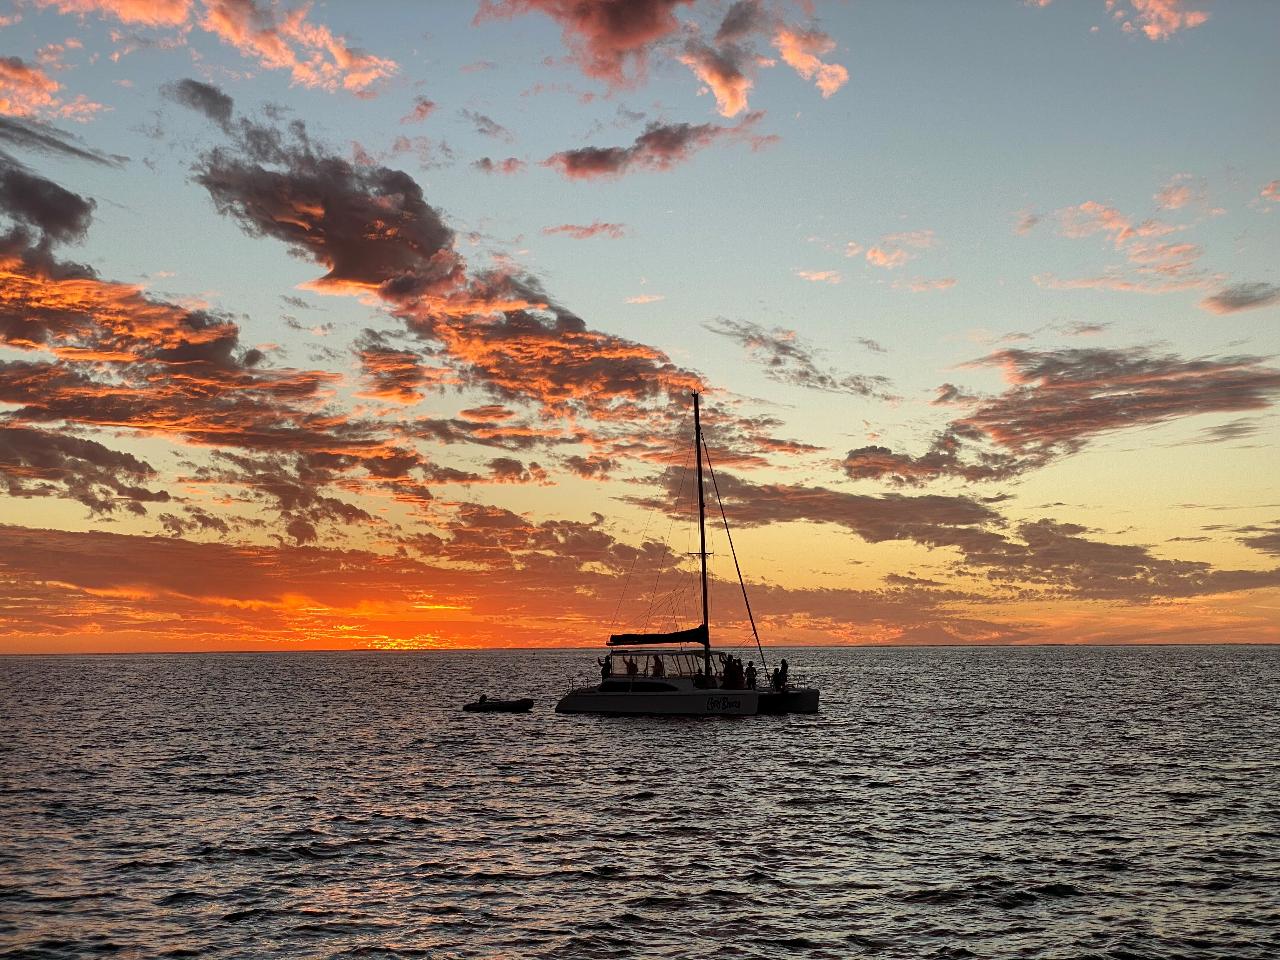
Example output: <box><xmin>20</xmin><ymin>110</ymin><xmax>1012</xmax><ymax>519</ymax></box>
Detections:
<box><xmin>555</xmin><ymin>393</ymin><xmax>819</xmax><ymax>717</ymax></box>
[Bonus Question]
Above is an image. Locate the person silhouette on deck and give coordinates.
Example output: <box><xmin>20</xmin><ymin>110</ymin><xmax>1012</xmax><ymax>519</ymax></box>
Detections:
<box><xmin>625</xmin><ymin>656</ymin><xmax>639</xmax><ymax>678</ymax></box>
<box><xmin>779</xmin><ymin>658</ymin><xmax>789</xmax><ymax>690</ymax></box>
<box><xmin>652</xmin><ymin>656</ymin><xmax>665</xmax><ymax>678</ymax></box>
<box><xmin>745</xmin><ymin>661</ymin><xmax>757</xmax><ymax>690</ymax></box>
<box><xmin>598</xmin><ymin>656</ymin><xmax>611</xmax><ymax>681</ymax></box>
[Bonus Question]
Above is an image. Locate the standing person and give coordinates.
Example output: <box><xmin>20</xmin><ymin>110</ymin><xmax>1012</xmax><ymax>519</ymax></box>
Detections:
<box><xmin>745</xmin><ymin>661</ymin><xmax>757</xmax><ymax>690</ymax></box>
<box><xmin>779</xmin><ymin>658</ymin><xmax>789</xmax><ymax>690</ymax></box>
<box><xmin>598</xmin><ymin>656</ymin><xmax>611</xmax><ymax>681</ymax></box>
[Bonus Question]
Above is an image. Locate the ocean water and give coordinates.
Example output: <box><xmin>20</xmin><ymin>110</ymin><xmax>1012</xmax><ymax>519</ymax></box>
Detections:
<box><xmin>1</xmin><ymin>645</ymin><xmax>1277</xmax><ymax>960</ymax></box>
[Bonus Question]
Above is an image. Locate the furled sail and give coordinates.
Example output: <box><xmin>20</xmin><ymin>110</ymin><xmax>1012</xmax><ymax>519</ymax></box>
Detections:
<box><xmin>607</xmin><ymin>624</ymin><xmax>709</xmax><ymax>647</ymax></box>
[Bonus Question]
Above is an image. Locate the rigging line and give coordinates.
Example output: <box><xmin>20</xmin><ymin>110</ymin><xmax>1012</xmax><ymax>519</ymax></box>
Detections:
<box><xmin>702</xmin><ymin>438</ymin><xmax>769</xmax><ymax>674</ymax></box>
<box><xmin>640</xmin><ymin>453</ymin><xmax>690</xmax><ymax>630</ymax></box>
<box><xmin>609</xmin><ymin>470</ymin><xmax>662</xmax><ymax>633</ymax></box>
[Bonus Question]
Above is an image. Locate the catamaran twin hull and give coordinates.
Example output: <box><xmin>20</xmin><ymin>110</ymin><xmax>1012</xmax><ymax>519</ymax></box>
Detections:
<box><xmin>555</xmin><ymin>687</ymin><xmax>759</xmax><ymax>716</ymax></box>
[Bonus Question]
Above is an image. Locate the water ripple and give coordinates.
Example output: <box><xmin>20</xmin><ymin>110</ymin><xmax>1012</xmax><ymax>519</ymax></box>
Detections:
<box><xmin>1</xmin><ymin>646</ymin><xmax>1277</xmax><ymax>959</ymax></box>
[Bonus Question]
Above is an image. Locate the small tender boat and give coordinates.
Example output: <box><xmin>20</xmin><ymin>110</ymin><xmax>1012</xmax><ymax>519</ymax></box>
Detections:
<box><xmin>463</xmin><ymin>696</ymin><xmax>534</xmax><ymax>713</ymax></box>
<box><xmin>556</xmin><ymin>392</ymin><xmax>819</xmax><ymax>717</ymax></box>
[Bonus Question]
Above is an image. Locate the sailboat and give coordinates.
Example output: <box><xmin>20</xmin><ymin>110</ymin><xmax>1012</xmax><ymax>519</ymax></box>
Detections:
<box><xmin>555</xmin><ymin>393</ymin><xmax>820</xmax><ymax>717</ymax></box>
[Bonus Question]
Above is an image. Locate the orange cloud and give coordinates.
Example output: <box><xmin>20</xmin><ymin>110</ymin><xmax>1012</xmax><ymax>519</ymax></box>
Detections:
<box><xmin>34</xmin><ymin>0</ymin><xmax>192</xmax><ymax>26</ymax></box>
<box><xmin>199</xmin><ymin>0</ymin><xmax>397</xmax><ymax>93</ymax></box>
<box><xmin>0</xmin><ymin>55</ymin><xmax>104</xmax><ymax>122</ymax></box>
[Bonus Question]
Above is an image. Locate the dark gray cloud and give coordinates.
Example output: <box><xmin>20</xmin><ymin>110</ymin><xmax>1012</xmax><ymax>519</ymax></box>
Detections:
<box><xmin>193</xmin><ymin>116</ymin><xmax>463</xmax><ymax>300</ymax></box>
<box><xmin>163</xmin><ymin>78</ymin><xmax>234</xmax><ymax>129</ymax></box>
<box><xmin>633</xmin><ymin>467</ymin><xmax>1004</xmax><ymax>552</ymax></box>
<box><xmin>958</xmin><ymin>518</ymin><xmax>1280</xmax><ymax>602</ymax></box>
<box><xmin>543</xmin><ymin>113</ymin><xmax>765</xmax><ymax>179</ymax></box>
<box><xmin>0</xmin><ymin>425</ymin><xmax>169</xmax><ymax>515</ymax></box>
<box><xmin>460</xmin><ymin>109</ymin><xmax>513</xmax><ymax>142</ymax></box>
<box><xmin>842</xmin><ymin>428</ymin><xmax>1035</xmax><ymax>486</ymax></box>
<box><xmin>1236</xmin><ymin>524</ymin><xmax>1280</xmax><ymax>557</ymax></box>
<box><xmin>1200</xmin><ymin>282</ymin><xmax>1280</xmax><ymax>315</ymax></box>
<box><xmin>0</xmin><ymin>162</ymin><xmax>96</xmax><ymax>244</ymax></box>
<box><xmin>715</xmin><ymin>0</ymin><xmax>766</xmax><ymax>43</ymax></box>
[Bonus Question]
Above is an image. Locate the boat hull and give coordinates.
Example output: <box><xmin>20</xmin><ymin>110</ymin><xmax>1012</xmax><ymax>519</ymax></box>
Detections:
<box><xmin>757</xmin><ymin>687</ymin><xmax>820</xmax><ymax>714</ymax></box>
<box><xmin>555</xmin><ymin>687</ymin><xmax>758</xmax><ymax>716</ymax></box>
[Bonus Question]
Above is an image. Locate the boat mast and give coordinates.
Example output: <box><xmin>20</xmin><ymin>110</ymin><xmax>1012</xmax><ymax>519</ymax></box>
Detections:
<box><xmin>693</xmin><ymin>392</ymin><xmax>711</xmax><ymax>680</ymax></box>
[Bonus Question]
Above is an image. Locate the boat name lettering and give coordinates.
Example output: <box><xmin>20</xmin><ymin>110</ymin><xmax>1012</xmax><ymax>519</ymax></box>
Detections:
<box><xmin>707</xmin><ymin>696</ymin><xmax>741</xmax><ymax>712</ymax></box>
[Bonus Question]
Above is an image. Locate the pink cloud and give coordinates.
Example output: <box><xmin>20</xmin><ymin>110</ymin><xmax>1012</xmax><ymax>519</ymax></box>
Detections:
<box><xmin>473</xmin><ymin>156</ymin><xmax>526</xmax><ymax>175</ymax></box>
<box><xmin>625</xmin><ymin>293</ymin><xmax>665</xmax><ymax>304</ymax></box>
<box><xmin>1058</xmin><ymin>200</ymin><xmax>1179</xmax><ymax>247</ymax></box>
<box><xmin>679</xmin><ymin>41</ymin><xmax>753</xmax><ymax>117</ymax></box>
<box><xmin>773</xmin><ymin>26</ymin><xmax>848</xmax><ymax>98</ymax></box>
<box><xmin>882</xmin><ymin>229</ymin><xmax>935</xmax><ymax>249</ymax></box>
<box><xmin>1261</xmin><ymin>180</ymin><xmax>1280</xmax><ymax>203</ymax></box>
<box><xmin>1031</xmin><ymin>0</ymin><xmax>1209</xmax><ymax>40</ymax></box>
<box><xmin>542</xmin><ymin>221</ymin><xmax>628</xmax><ymax>239</ymax></box>
<box><xmin>1125</xmin><ymin>0</ymin><xmax>1210</xmax><ymax>40</ymax></box>
<box><xmin>895</xmin><ymin>277</ymin><xmax>957</xmax><ymax>293</ymax></box>
<box><xmin>400</xmin><ymin>96</ymin><xmax>436</xmax><ymax>124</ymax></box>
<box><xmin>794</xmin><ymin>269</ymin><xmax>842</xmax><ymax>284</ymax></box>
<box><xmin>1154</xmin><ymin>173</ymin><xmax>1205</xmax><ymax>210</ymax></box>
<box><xmin>865</xmin><ymin>246</ymin><xmax>908</xmax><ymax>270</ymax></box>
<box><xmin>1033</xmin><ymin>272</ymin><xmax>1212</xmax><ymax>294</ymax></box>
<box><xmin>1014</xmin><ymin>209</ymin><xmax>1042</xmax><ymax>235</ymax></box>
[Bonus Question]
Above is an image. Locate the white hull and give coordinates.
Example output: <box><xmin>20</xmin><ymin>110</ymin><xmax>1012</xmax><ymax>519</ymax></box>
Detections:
<box><xmin>555</xmin><ymin>686</ymin><xmax>758</xmax><ymax>716</ymax></box>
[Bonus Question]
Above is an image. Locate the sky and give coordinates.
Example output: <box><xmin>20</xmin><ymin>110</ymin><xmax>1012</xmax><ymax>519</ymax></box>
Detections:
<box><xmin>0</xmin><ymin>0</ymin><xmax>1277</xmax><ymax>654</ymax></box>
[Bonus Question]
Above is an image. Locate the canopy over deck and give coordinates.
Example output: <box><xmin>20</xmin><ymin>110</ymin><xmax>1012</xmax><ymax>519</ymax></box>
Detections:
<box><xmin>607</xmin><ymin>624</ymin><xmax>709</xmax><ymax>647</ymax></box>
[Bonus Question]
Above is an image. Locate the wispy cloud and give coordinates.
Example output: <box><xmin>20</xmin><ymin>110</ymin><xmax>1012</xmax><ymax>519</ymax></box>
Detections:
<box><xmin>542</xmin><ymin>221</ymin><xmax>627</xmax><ymax>239</ymax></box>
<box><xmin>704</xmin><ymin>317</ymin><xmax>892</xmax><ymax>397</ymax></box>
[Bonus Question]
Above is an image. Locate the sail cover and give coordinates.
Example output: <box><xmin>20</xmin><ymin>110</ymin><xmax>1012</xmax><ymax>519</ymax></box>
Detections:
<box><xmin>607</xmin><ymin>624</ymin><xmax>709</xmax><ymax>647</ymax></box>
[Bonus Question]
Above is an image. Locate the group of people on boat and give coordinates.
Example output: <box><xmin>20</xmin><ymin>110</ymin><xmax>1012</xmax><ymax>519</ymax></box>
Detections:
<box><xmin>719</xmin><ymin>655</ymin><xmax>756</xmax><ymax>690</ymax></box>
<box><xmin>595</xmin><ymin>651</ymin><xmax>789</xmax><ymax>691</ymax></box>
